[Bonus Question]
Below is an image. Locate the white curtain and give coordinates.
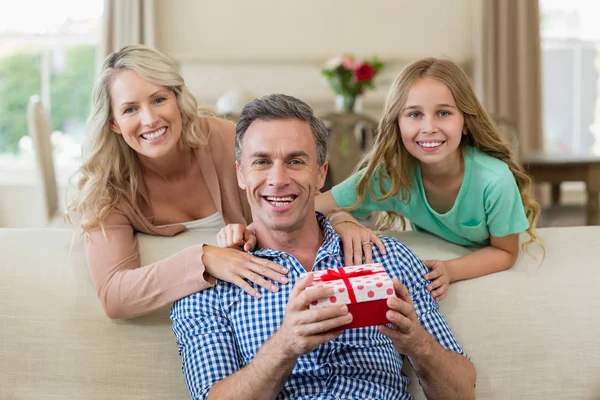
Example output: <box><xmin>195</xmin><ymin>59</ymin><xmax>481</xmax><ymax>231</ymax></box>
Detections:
<box><xmin>99</xmin><ymin>0</ymin><xmax>157</xmax><ymax>60</ymax></box>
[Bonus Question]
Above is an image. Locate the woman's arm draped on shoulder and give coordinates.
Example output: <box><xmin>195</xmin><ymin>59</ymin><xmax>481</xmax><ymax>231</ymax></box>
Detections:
<box><xmin>86</xmin><ymin>210</ymin><xmax>212</xmax><ymax>319</ymax></box>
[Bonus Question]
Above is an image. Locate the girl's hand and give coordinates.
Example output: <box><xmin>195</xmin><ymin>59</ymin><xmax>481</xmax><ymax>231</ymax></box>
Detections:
<box><xmin>423</xmin><ymin>260</ymin><xmax>451</xmax><ymax>301</ymax></box>
<box><xmin>217</xmin><ymin>223</ymin><xmax>258</xmax><ymax>251</ymax></box>
<box><xmin>332</xmin><ymin>220</ymin><xmax>386</xmax><ymax>266</ymax></box>
<box><xmin>202</xmin><ymin>245</ymin><xmax>288</xmax><ymax>298</ymax></box>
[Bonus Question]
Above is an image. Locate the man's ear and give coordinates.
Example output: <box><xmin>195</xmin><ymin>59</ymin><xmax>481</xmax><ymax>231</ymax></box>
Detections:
<box><xmin>316</xmin><ymin>161</ymin><xmax>328</xmax><ymax>191</ymax></box>
<box><xmin>236</xmin><ymin>162</ymin><xmax>246</xmax><ymax>190</ymax></box>
<box><xmin>109</xmin><ymin>118</ymin><xmax>122</xmax><ymax>135</ymax></box>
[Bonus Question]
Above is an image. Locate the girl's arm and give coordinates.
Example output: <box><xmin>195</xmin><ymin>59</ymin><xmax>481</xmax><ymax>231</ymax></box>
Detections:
<box><xmin>316</xmin><ymin>190</ymin><xmax>387</xmax><ymax>265</ymax></box>
<box><xmin>315</xmin><ymin>190</ymin><xmax>340</xmax><ymax>216</ymax></box>
<box><xmin>446</xmin><ymin>233</ymin><xmax>519</xmax><ymax>280</ymax></box>
<box><xmin>425</xmin><ymin>170</ymin><xmax>529</xmax><ymax>301</ymax></box>
<box><xmin>315</xmin><ymin>190</ymin><xmax>359</xmax><ymax>226</ymax></box>
<box><xmin>315</xmin><ymin>190</ymin><xmax>364</xmax><ymax>227</ymax></box>
<box><xmin>424</xmin><ymin>233</ymin><xmax>520</xmax><ymax>301</ymax></box>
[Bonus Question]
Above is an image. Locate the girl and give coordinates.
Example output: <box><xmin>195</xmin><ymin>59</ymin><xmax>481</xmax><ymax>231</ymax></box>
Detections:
<box><xmin>68</xmin><ymin>45</ymin><xmax>287</xmax><ymax>319</ymax></box>
<box><xmin>317</xmin><ymin>57</ymin><xmax>542</xmax><ymax>300</ymax></box>
<box><xmin>219</xmin><ymin>57</ymin><xmax>541</xmax><ymax>302</ymax></box>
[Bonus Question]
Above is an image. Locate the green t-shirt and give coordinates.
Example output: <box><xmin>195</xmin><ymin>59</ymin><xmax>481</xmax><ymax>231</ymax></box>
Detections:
<box><xmin>331</xmin><ymin>147</ymin><xmax>529</xmax><ymax>247</ymax></box>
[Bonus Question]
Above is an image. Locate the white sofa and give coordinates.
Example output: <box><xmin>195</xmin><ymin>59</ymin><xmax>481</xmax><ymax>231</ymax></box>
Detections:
<box><xmin>1</xmin><ymin>226</ymin><xmax>599</xmax><ymax>399</ymax></box>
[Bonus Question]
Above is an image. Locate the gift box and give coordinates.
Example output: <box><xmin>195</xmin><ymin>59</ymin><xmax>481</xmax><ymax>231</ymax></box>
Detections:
<box><xmin>305</xmin><ymin>263</ymin><xmax>394</xmax><ymax>330</ymax></box>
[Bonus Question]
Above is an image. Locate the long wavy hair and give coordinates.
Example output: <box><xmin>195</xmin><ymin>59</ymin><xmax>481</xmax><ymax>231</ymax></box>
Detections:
<box><xmin>68</xmin><ymin>45</ymin><xmax>206</xmax><ymax>236</ymax></box>
<box><xmin>348</xmin><ymin>57</ymin><xmax>542</xmax><ymax>252</ymax></box>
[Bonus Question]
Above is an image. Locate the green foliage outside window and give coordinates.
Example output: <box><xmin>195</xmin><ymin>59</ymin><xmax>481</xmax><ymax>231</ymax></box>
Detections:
<box><xmin>0</xmin><ymin>44</ymin><xmax>96</xmax><ymax>154</ymax></box>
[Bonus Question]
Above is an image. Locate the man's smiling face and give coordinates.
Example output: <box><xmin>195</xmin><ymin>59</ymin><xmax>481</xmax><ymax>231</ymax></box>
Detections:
<box><xmin>236</xmin><ymin>118</ymin><xmax>328</xmax><ymax>234</ymax></box>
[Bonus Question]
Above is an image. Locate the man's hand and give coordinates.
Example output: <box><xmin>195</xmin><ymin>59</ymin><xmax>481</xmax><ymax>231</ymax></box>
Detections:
<box><xmin>380</xmin><ymin>279</ymin><xmax>477</xmax><ymax>399</ymax></box>
<box><xmin>423</xmin><ymin>259</ymin><xmax>451</xmax><ymax>301</ymax></box>
<box><xmin>379</xmin><ymin>278</ymin><xmax>431</xmax><ymax>357</ymax></box>
<box><xmin>274</xmin><ymin>273</ymin><xmax>352</xmax><ymax>357</ymax></box>
<box><xmin>217</xmin><ymin>223</ymin><xmax>258</xmax><ymax>251</ymax></box>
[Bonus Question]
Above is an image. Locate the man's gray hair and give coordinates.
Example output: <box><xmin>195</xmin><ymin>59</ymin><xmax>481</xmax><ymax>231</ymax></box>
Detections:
<box><xmin>235</xmin><ymin>94</ymin><xmax>330</xmax><ymax>165</ymax></box>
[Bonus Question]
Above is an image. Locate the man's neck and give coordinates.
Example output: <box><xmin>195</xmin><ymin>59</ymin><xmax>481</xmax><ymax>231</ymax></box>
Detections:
<box><xmin>254</xmin><ymin>214</ymin><xmax>324</xmax><ymax>272</ymax></box>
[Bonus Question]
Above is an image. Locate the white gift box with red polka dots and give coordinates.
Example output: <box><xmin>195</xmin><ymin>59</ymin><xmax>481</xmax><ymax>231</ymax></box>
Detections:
<box><xmin>304</xmin><ymin>264</ymin><xmax>394</xmax><ymax>329</ymax></box>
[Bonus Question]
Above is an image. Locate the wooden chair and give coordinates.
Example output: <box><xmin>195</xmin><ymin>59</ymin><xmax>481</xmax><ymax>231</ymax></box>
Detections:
<box><xmin>27</xmin><ymin>95</ymin><xmax>64</xmax><ymax>227</ymax></box>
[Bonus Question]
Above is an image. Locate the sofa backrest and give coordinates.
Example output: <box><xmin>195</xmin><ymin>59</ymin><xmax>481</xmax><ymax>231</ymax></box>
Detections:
<box><xmin>0</xmin><ymin>228</ymin><xmax>193</xmax><ymax>400</ymax></box>
<box><xmin>1</xmin><ymin>226</ymin><xmax>599</xmax><ymax>399</ymax></box>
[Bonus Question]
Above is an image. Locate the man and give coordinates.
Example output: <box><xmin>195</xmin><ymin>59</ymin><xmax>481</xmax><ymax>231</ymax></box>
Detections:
<box><xmin>171</xmin><ymin>94</ymin><xmax>476</xmax><ymax>399</ymax></box>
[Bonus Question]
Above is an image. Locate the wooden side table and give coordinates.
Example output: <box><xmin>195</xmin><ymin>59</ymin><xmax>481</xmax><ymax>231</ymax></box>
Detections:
<box><xmin>521</xmin><ymin>151</ymin><xmax>600</xmax><ymax>225</ymax></box>
<box><xmin>320</xmin><ymin>112</ymin><xmax>378</xmax><ymax>191</ymax></box>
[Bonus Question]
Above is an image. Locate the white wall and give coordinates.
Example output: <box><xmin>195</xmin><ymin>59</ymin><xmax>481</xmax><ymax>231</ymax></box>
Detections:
<box><xmin>156</xmin><ymin>0</ymin><xmax>475</xmax><ymax>61</ymax></box>
<box><xmin>155</xmin><ymin>0</ymin><xmax>477</xmax><ymax>116</ymax></box>
<box><xmin>0</xmin><ymin>1</ymin><xmax>478</xmax><ymax>228</ymax></box>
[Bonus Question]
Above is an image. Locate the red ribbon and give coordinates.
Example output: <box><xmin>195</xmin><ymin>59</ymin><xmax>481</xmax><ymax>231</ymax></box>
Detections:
<box><xmin>318</xmin><ymin>267</ymin><xmax>379</xmax><ymax>304</ymax></box>
<box><xmin>319</xmin><ymin>268</ymin><xmax>375</xmax><ymax>282</ymax></box>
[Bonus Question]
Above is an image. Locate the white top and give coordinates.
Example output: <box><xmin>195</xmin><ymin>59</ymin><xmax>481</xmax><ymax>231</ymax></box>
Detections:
<box><xmin>157</xmin><ymin>212</ymin><xmax>226</xmax><ymax>231</ymax></box>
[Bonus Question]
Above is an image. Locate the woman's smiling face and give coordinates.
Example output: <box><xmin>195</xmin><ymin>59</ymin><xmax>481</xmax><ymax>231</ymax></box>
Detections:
<box><xmin>109</xmin><ymin>69</ymin><xmax>182</xmax><ymax>161</ymax></box>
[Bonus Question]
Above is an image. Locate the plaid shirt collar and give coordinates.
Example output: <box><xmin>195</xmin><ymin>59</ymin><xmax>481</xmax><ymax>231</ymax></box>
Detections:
<box><xmin>249</xmin><ymin>212</ymin><xmax>342</xmax><ymax>262</ymax></box>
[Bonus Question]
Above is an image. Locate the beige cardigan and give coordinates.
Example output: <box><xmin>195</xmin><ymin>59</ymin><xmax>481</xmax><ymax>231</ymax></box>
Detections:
<box><xmin>85</xmin><ymin>117</ymin><xmax>252</xmax><ymax>319</ymax></box>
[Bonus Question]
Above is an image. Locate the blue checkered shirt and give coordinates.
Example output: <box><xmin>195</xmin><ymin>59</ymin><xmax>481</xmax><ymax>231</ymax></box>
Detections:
<box><xmin>171</xmin><ymin>213</ymin><xmax>466</xmax><ymax>400</ymax></box>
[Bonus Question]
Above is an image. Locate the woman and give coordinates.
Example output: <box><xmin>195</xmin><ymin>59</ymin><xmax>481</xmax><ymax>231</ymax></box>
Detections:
<box><xmin>69</xmin><ymin>45</ymin><xmax>287</xmax><ymax>319</ymax></box>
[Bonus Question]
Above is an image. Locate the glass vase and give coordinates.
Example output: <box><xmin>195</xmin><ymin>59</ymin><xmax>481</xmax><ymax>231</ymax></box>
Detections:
<box><xmin>335</xmin><ymin>94</ymin><xmax>362</xmax><ymax>114</ymax></box>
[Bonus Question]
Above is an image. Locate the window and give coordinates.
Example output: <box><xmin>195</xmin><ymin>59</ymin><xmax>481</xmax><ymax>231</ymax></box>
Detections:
<box><xmin>540</xmin><ymin>0</ymin><xmax>600</xmax><ymax>155</ymax></box>
<box><xmin>0</xmin><ymin>0</ymin><xmax>103</xmax><ymax>179</ymax></box>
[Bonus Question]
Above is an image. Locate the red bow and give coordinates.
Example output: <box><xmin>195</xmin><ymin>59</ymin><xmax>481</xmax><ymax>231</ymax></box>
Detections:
<box><xmin>319</xmin><ymin>267</ymin><xmax>375</xmax><ymax>282</ymax></box>
<box><xmin>317</xmin><ymin>267</ymin><xmax>381</xmax><ymax>303</ymax></box>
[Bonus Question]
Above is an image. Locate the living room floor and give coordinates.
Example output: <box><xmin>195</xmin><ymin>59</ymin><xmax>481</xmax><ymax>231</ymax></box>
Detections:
<box><xmin>536</xmin><ymin>184</ymin><xmax>592</xmax><ymax>228</ymax></box>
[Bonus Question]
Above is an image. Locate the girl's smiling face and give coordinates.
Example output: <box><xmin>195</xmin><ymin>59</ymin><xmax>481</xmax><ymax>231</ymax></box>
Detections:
<box><xmin>398</xmin><ymin>77</ymin><xmax>466</xmax><ymax>168</ymax></box>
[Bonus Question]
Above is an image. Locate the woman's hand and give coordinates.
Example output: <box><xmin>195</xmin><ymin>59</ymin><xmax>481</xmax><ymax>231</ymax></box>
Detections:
<box><xmin>423</xmin><ymin>259</ymin><xmax>451</xmax><ymax>301</ymax></box>
<box><xmin>330</xmin><ymin>217</ymin><xmax>386</xmax><ymax>266</ymax></box>
<box><xmin>202</xmin><ymin>245</ymin><xmax>288</xmax><ymax>298</ymax></box>
<box><xmin>217</xmin><ymin>223</ymin><xmax>258</xmax><ymax>251</ymax></box>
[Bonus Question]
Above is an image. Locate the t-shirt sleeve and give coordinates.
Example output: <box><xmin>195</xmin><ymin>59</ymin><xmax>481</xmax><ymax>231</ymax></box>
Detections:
<box><xmin>484</xmin><ymin>174</ymin><xmax>529</xmax><ymax>237</ymax></box>
<box><xmin>331</xmin><ymin>168</ymin><xmax>400</xmax><ymax>219</ymax></box>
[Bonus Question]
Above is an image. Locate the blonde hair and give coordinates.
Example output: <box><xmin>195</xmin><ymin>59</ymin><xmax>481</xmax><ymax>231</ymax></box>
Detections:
<box><xmin>349</xmin><ymin>57</ymin><xmax>542</xmax><ymax>252</ymax></box>
<box><xmin>68</xmin><ymin>45</ymin><xmax>206</xmax><ymax>235</ymax></box>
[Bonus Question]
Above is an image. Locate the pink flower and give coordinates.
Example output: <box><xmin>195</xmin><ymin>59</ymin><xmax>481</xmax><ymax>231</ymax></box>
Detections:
<box><xmin>354</xmin><ymin>63</ymin><xmax>375</xmax><ymax>82</ymax></box>
<box><xmin>341</xmin><ymin>56</ymin><xmax>355</xmax><ymax>70</ymax></box>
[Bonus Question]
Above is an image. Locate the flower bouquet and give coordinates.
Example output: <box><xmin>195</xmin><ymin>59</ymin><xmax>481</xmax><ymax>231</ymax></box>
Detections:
<box><xmin>321</xmin><ymin>55</ymin><xmax>384</xmax><ymax>113</ymax></box>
